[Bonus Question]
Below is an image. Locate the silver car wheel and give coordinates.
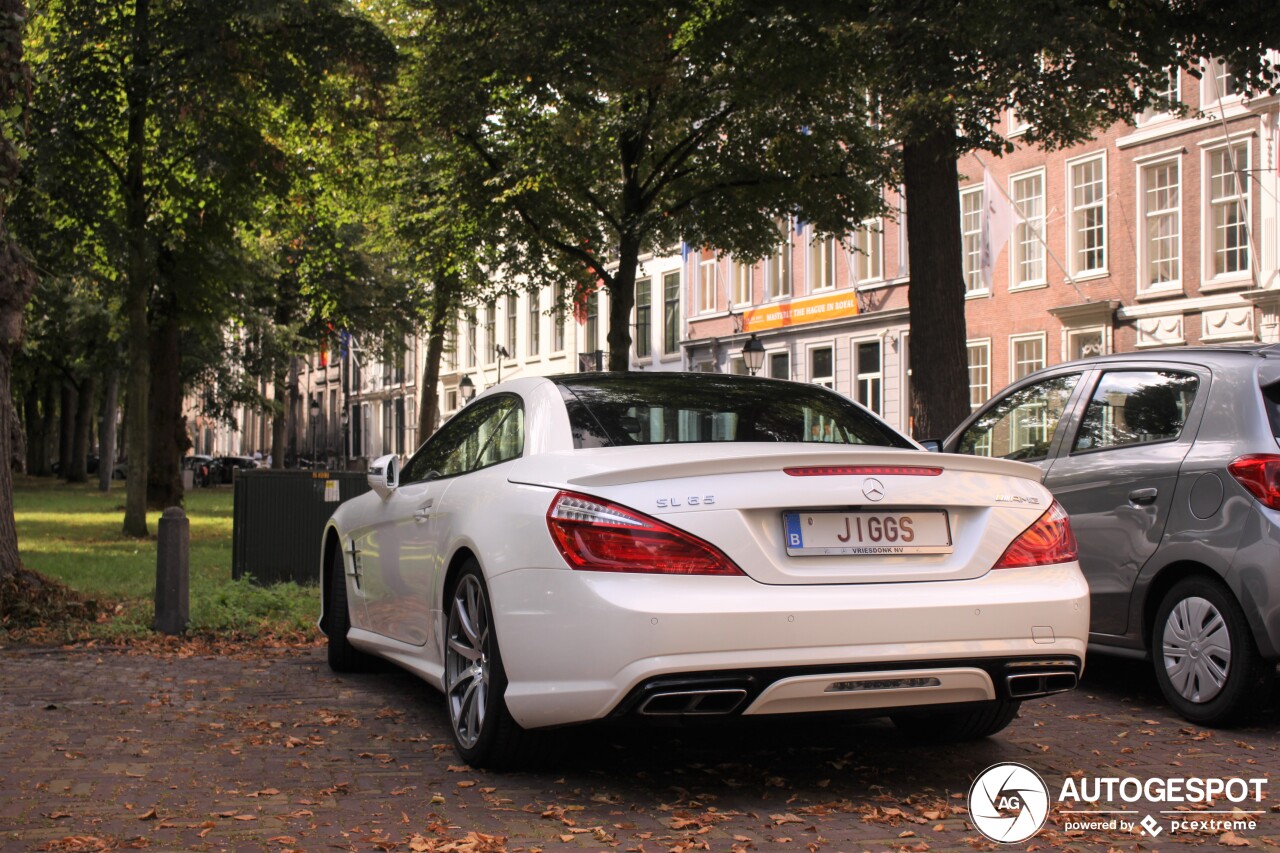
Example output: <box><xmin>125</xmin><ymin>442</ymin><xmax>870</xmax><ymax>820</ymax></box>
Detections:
<box><xmin>445</xmin><ymin>574</ymin><xmax>490</xmax><ymax>750</ymax></box>
<box><xmin>1162</xmin><ymin>595</ymin><xmax>1231</xmax><ymax>704</ymax></box>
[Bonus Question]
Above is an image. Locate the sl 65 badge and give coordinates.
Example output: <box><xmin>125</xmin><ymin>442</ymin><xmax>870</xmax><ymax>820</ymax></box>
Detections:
<box><xmin>657</xmin><ymin>496</ymin><xmax>716</xmax><ymax>508</ymax></box>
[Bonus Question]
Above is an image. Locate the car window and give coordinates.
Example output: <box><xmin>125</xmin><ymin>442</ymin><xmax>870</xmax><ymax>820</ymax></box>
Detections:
<box><xmin>957</xmin><ymin>374</ymin><xmax>1080</xmax><ymax>462</ymax></box>
<box><xmin>401</xmin><ymin>395</ymin><xmax>524</xmax><ymax>483</ymax></box>
<box><xmin>557</xmin><ymin>374</ymin><xmax>912</xmax><ymax>449</ymax></box>
<box><xmin>1072</xmin><ymin>370</ymin><xmax>1199</xmax><ymax>452</ymax></box>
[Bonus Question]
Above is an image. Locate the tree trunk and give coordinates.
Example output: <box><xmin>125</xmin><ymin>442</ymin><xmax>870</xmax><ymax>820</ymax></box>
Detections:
<box><xmin>271</xmin><ymin>365</ymin><xmax>287</xmax><ymax>468</ymax></box>
<box><xmin>147</xmin><ymin>311</ymin><xmax>182</xmax><ymax>508</ymax></box>
<box><xmin>121</xmin><ymin>0</ymin><xmax>152</xmax><ymax>537</ymax></box>
<box><xmin>58</xmin><ymin>380</ymin><xmax>75</xmax><ymax>477</ymax></box>
<box><xmin>903</xmin><ymin>128</ymin><xmax>971</xmax><ymax>439</ymax></box>
<box><xmin>0</xmin><ymin>0</ymin><xmax>37</xmax><ymax>579</ymax></box>
<box><xmin>0</xmin><ymin>357</ymin><xmax>21</xmax><ymax>578</ymax></box>
<box><xmin>66</xmin><ymin>376</ymin><xmax>95</xmax><ymax>483</ymax></box>
<box><xmin>22</xmin><ymin>384</ymin><xmax>42</xmax><ymax>475</ymax></box>
<box><xmin>37</xmin><ymin>382</ymin><xmax>55</xmax><ymax>475</ymax></box>
<box><xmin>98</xmin><ymin>369</ymin><xmax>119</xmax><ymax>492</ymax></box>
<box><xmin>418</xmin><ymin>278</ymin><xmax>457</xmax><ymax>441</ymax></box>
<box><xmin>605</xmin><ymin>237</ymin><xmax>641</xmax><ymax>372</ymax></box>
<box><xmin>8</xmin><ymin>390</ymin><xmax>23</xmax><ymax>473</ymax></box>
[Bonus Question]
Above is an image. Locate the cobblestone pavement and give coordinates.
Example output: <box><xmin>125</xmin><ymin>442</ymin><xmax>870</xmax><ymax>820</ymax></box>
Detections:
<box><xmin>1</xmin><ymin>646</ymin><xmax>1277</xmax><ymax>852</ymax></box>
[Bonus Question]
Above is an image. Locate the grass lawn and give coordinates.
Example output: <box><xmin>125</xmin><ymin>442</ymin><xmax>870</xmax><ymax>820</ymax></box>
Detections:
<box><xmin>10</xmin><ymin>474</ymin><xmax>320</xmax><ymax>640</ymax></box>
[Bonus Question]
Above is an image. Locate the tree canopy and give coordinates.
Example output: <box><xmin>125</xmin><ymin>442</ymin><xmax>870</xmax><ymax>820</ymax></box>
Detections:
<box><xmin>410</xmin><ymin>0</ymin><xmax>896</xmax><ymax>370</ymax></box>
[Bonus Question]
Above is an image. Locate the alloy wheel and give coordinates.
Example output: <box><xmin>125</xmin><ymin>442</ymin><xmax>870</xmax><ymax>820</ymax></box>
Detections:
<box><xmin>445</xmin><ymin>574</ymin><xmax>490</xmax><ymax>749</ymax></box>
<box><xmin>1162</xmin><ymin>595</ymin><xmax>1231</xmax><ymax>704</ymax></box>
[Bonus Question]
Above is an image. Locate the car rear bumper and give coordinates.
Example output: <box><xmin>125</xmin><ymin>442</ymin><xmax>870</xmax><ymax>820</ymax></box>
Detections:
<box><xmin>488</xmin><ymin>563</ymin><xmax>1090</xmax><ymax>729</ymax></box>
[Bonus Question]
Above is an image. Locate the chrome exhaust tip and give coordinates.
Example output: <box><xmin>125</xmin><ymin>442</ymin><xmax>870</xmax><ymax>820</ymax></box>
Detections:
<box><xmin>1006</xmin><ymin>670</ymin><xmax>1078</xmax><ymax>699</ymax></box>
<box><xmin>637</xmin><ymin>688</ymin><xmax>749</xmax><ymax>716</ymax></box>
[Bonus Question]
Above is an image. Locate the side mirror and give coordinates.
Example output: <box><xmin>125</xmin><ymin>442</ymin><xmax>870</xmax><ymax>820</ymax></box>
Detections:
<box><xmin>368</xmin><ymin>453</ymin><xmax>400</xmax><ymax>499</ymax></box>
<box><xmin>918</xmin><ymin>439</ymin><xmax>943</xmax><ymax>453</ymax></box>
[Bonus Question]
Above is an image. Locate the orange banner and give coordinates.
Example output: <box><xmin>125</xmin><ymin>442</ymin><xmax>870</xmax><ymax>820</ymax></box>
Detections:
<box><xmin>742</xmin><ymin>290</ymin><xmax>860</xmax><ymax>333</ymax></box>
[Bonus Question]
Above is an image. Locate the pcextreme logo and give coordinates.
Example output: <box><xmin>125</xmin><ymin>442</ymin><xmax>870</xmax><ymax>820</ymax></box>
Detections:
<box><xmin>968</xmin><ymin>764</ymin><xmax>1269</xmax><ymax>843</ymax></box>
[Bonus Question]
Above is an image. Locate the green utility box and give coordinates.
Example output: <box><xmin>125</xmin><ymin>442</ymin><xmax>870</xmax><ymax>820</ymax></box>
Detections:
<box><xmin>232</xmin><ymin>469</ymin><xmax>371</xmax><ymax>585</ymax></box>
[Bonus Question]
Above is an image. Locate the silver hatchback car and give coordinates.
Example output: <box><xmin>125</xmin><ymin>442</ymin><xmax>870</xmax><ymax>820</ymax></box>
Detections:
<box><xmin>943</xmin><ymin>345</ymin><xmax>1280</xmax><ymax>725</ymax></box>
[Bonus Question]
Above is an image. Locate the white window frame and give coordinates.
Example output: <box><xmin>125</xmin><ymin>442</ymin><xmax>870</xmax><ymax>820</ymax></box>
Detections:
<box><xmin>967</xmin><ymin>339</ymin><xmax>991</xmax><ymax>411</ymax></box>
<box><xmin>1201</xmin><ymin>57</ymin><xmax>1243</xmax><ymax>109</ymax></box>
<box><xmin>730</xmin><ymin>260</ymin><xmax>753</xmax><ymax>307</ymax></box>
<box><xmin>1066</xmin><ymin>327</ymin><xmax>1107</xmax><ymax>361</ymax></box>
<box><xmin>960</xmin><ymin>186</ymin><xmax>985</xmax><ymax>295</ymax></box>
<box><xmin>1202</xmin><ymin>140</ymin><xmax>1251</xmax><ymax>285</ymax></box>
<box><xmin>1009</xmin><ymin>332</ymin><xmax>1047</xmax><ymax>383</ymax></box>
<box><xmin>1010</xmin><ymin>169</ymin><xmax>1047</xmax><ymax>290</ymax></box>
<box><xmin>697</xmin><ymin>259</ymin><xmax>718</xmax><ymax>314</ymax></box>
<box><xmin>633</xmin><ymin>277</ymin><xmax>652</xmax><ymax>361</ymax></box>
<box><xmin>852</xmin><ymin>220</ymin><xmax>883</xmax><ymax>285</ymax></box>
<box><xmin>1067</xmin><ymin>152</ymin><xmax>1107</xmax><ymax>278</ymax></box>
<box><xmin>897</xmin><ymin>187</ymin><xmax>909</xmax><ymax>278</ymax></box>
<box><xmin>852</xmin><ymin>337</ymin><xmax>883</xmax><ymax>415</ymax></box>
<box><xmin>504</xmin><ymin>294</ymin><xmax>518</xmax><ymax>358</ymax></box>
<box><xmin>1009</xmin><ymin>107</ymin><xmax>1030</xmax><ymax>137</ymax></box>
<box><xmin>807</xmin><ymin>342</ymin><xmax>835</xmax><ymax>389</ymax></box>
<box><xmin>768</xmin><ymin>350</ymin><xmax>790</xmax><ymax>381</ymax></box>
<box><xmin>553</xmin><ymin>283</ymin><xmax>567</xmax><ymax>354</ymax></box>
<box><xmin>807</xmin><ymin>235</ymin><xmax>837</xmax><ymax>292</ymax></box>
<box><xmin>899</xmin><ymin>331</ymin><xmax>912</xmax><ymax>435</ymax></box>
<box><xmin>1139</xmin><ymin>67</ymin><xmax>1182</xmax><ymax>124</ymax></box>
<box><xmin>527</xmin><ymin>290</ymin><xmax>541</xmax><ymax>357</ymax></box>
<box><xmin>765</xmin><ymin>222</ymin><xmax>792</xmax><ymax>300</ymax></box>
<box><xmin>1137</xmin><ymin>155</ymin><xmax>1182</xmax><ymax>294</ymax></box>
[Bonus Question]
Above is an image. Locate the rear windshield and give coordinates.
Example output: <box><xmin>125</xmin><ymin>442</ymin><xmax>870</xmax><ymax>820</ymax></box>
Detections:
<box><xmin>1262</xmin><ymin>381</ymin><xmax>1280</xmax><ymax>442</ymax></box>
<box><xmin>558</xmin><ymin>374</ymin><xmax>913</xmax><ymax>449</ymax></box>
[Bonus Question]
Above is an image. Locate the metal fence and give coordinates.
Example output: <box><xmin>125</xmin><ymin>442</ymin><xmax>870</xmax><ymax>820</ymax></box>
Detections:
<box><xmin>232</xmin><ymin>469</ymin><xmax>371</xmax><ymax>585</ymax></box>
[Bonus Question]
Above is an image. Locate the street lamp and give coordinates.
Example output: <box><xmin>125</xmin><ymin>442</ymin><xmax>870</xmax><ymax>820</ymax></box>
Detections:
<box><xmin>340</xmin><ymin>407</ymin><xmax>349</xmax><ymax>470</ymax></box>
<box><xmin>742</xmin><ymin>334</ymin><xmax>766</xmax><ymax>376</ymax></box>
<box><xmin>495</xmin><ymin>345</ymin><xmax>510</xmax><ymax>384</ymax></box>
<box><xmin>309</xmin><ymin>398</ymin><xmax>321</xmax><ymax>465</ymax></box>
<box><xmin>459</xmin><ymin>375</ymin><xmax>476</xmax><ymax>403</ymax></box>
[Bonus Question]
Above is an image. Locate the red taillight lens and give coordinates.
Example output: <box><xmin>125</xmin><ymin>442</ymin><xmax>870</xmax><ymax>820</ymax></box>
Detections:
<box><xmin>546</xmin><ymin>491</ymin><xmax>744</xmax><ymax>576</ymax></box>
<box><xmin>993</xmin><ymin>500</ymin><xmax>1078</xmax><ymax>569</ymax></box>
<box><xmin>1228</xmin><ymin>454</ymin><xmax>1280</xmax><ymax>510</ymax></box>
<box><xmin>784</xmin><ymin>466</ymin><xmax>943</xmax><ymax>477</ymax></box>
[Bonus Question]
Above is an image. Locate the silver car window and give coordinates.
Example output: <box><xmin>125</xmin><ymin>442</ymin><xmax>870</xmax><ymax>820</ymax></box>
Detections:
<box><xmin>957</xmin><ymin>374</ymin><xmax>1081</xmax><ymax>461</ymax></box>
<box><xmin>1072</xmin><ymin>370</ymin><xmax>1198</xmax><ymax>452</ymax></box>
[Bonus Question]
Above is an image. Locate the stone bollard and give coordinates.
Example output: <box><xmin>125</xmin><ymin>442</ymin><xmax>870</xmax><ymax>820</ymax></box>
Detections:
<box><xmin>154</xmin><ymin>506</ymin><xmax>190</xmax><ymax>635</ymax></box>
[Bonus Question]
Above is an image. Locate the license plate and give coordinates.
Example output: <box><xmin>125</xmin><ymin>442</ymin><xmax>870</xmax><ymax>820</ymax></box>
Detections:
<box><xmin>783</xmin><ymin>510</ymin><xmax>952</xmax><ymax>556</ymax></box>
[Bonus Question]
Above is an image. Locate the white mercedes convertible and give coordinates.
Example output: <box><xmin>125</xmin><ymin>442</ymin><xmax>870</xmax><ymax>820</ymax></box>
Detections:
<box><xmin>320</xmin><ymin>372</ymin><xmax>1088</xmax><ymax>767</ymax></box>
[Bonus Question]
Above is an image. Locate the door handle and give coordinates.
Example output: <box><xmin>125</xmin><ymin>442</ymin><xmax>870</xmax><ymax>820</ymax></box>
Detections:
<box><xmin>1128</xmin><ymin>488</ymin><xmax>1158</xmax><ymax>506</ymax></box>
<box><xmin>413</xmin><ymin>499</ymin><xmax>434</xmax><ymax>522</ymax></box>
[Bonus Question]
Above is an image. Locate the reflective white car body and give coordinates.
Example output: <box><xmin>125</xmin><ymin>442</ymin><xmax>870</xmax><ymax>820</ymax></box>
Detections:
<box><xmin>320</xmin><ymin>373</ymin><xmax>1089</xmax><ymax>766</ymax></box>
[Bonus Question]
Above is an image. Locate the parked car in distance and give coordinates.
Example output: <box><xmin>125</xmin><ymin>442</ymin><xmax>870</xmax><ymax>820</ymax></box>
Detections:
<box><xmin>321</xmin><ymin>372</ymin><xmax>1089</xmax><ymax>767</ymax></box>
<box><xmin>206</xmin><ymin>455</ymin><xmax>258</xmax><ymax>484</ymax></box>
<box><xmin>182</xmin><ymin>454</ymin><xmax>213</xmax><ymax>486</ymax></box>
<box><xmin>942</xmin><ymin>344</ymin><xmax>1280</xmax><ymax>725</ymax></box>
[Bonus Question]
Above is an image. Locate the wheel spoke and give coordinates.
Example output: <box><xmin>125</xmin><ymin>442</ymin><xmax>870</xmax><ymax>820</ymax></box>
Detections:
<box><xmin>1163</xmin><ymin>595</ymin><xmax>1230</xmax><ymax>704</ymax></box>
<box><xmin>444</xmin><ymin>574</ymin><xmax>493</xmax><ymax>751</ymax></box>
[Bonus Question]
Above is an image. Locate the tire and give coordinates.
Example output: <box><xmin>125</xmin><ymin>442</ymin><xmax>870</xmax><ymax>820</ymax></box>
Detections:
<box><xmin>444</xmin><ymin>560</ymin><xmax>543</xmax><ymax>768</ymax></box>
<box><xmin>892</xmin><ymin>699</ymin><xmax>1021</xmax><ymax>741</ymax></box>
<box><xmin>326</xmin><ymin>543</ymin><xmax>378</xmax><ymax>673</ymax></box>
<box><xmin>1152</xmin><ymin>577</ymin><xmax>1274</xmax><ymax>726</ymax></box>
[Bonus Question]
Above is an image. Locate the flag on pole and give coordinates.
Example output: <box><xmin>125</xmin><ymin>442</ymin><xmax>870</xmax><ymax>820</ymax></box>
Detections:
<box><xmin>979</xmin><ymin>168</ymin><xmax>1020</xmax><ymax>290</ymax></box>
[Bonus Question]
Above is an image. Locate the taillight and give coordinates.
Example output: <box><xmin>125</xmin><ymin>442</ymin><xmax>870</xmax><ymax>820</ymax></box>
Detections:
<box><xmin>1227</xmin><ymin>454</ymin><xmax>1280</xmax><ymax>510</ymax></box>
<box><xmin>546</xmin><ymin>491</ymin><xmax>744</xmax><ymax>576</ymax></box>
<box><xmin>993</xmin><ymin>500</ymin><xmax>1078</xmax><ymax>569</ymax></box>
<box><xmin>784</xmin><ymin>465</ymin><xmax>943</xmax><ymax>477</ymax></box>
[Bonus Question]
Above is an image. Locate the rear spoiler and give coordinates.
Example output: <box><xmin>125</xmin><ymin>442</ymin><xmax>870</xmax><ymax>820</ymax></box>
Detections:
<box><xmin>509</xmin><ymin>444</ymin><xmax>1044</xmax><ymax>489</ymax></box>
